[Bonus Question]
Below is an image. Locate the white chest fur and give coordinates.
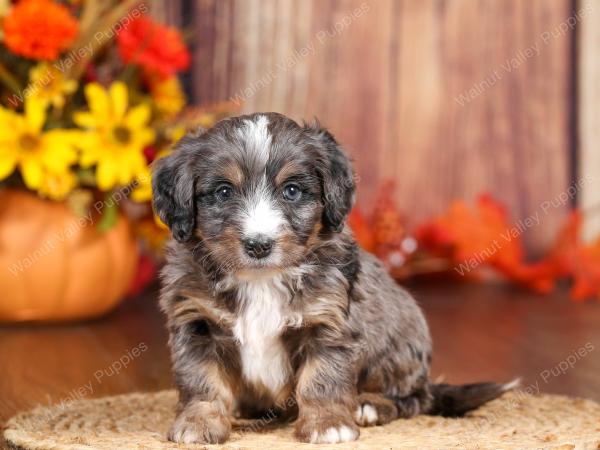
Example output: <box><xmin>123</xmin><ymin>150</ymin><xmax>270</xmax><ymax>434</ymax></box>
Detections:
<box><xmin>232</xmin><ymin>275</ymin><xmax>301</xmax><ymax>397</ymax></box>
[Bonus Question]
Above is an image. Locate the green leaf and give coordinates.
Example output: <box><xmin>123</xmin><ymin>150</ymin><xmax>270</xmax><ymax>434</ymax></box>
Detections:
<box><xmin>67</xmin><ymin>189</ymin><xmax>93</xmax><ymax>219</ymax></box>
<box><xmin>76</xmin><ymin>167</ymin><xmax>97</xmax><ymax>187</ymax></box>
<box><xmin>97</xmin><ymin>197</ymin><xmax>118</xmax><ymax>232</ymax></box>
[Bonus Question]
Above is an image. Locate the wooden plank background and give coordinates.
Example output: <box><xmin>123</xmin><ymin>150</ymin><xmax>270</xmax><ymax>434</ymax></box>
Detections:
<box><xmin>577</xmin><ymin>0</ymin><xmax>600</xmax><ymax>241</ymax></box>
<box><xmin>161</xmin><ymin>0</ymin><xmax>576</xmax><ymax>253</ymax></box>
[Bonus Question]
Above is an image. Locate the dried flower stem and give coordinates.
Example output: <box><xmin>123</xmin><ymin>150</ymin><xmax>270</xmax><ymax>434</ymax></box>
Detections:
<box><xmin>0</xmin><ymin>62</ymin><xmax>23</xmax><ymax>96</ymax></box>
<box><xmin>65</xmin><ymin>0</ymin><xmax>143</xmax><ymax>82</ymax></box>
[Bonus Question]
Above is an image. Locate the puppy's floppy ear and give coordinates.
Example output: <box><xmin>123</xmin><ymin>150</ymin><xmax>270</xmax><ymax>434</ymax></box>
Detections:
<box><xmin>305</xmin><ymin>121</ymin><xmax>356</xmax><ymax>232</ymax></box>
<box><xmin>152</xmin><ymin>136</ymin><xmax>197</xmax><ymax>243</ymax></box>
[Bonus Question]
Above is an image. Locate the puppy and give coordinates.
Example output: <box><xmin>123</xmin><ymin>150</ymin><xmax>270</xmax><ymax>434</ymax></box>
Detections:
<box><xmin>152</xmin><ymin>112</ymin><xmax>515</xmax><ymax>444</ymax></box>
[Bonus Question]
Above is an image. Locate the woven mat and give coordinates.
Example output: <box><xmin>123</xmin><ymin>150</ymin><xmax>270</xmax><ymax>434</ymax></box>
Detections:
<box><xmin>4</xmin><ymin>390</ymin><xmax>600</xmax><ymax>450</ymax></box>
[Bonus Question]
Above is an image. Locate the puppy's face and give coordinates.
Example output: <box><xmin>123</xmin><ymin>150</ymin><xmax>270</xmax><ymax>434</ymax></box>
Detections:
<box><xmin>152</xmin><ymin>113</ymin><xmax>355</xmax><ymax>275</ymax></box>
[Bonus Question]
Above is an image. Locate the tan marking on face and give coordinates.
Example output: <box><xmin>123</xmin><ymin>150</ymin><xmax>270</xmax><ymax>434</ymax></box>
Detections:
<box><xmin>275</xmin><ymin>212</ymin><xmax>323</xmax><ymax>268</ymax></box>
<box><xmin>201</xmin><ymin>227</ymin><xmax>244</xmax><ymax>272</ymax></box>
<box><xmin>305</xmin><ymin>220</ymin><xmax>324</xmax><ymax>249</ymax></box>
<box><xmin>275</xmin><ymin>161</ymin><xmax>303</xmax><ymax>186</ymax></box>
<box><xmin>222</xmin><ymin>161</ymin><xmax>244</xmax><ymax>186</ymax></box>
<box><xmin>275</xmin><ymin>234</ymin><xmax>311</xmax><ymax>269</ymax></box>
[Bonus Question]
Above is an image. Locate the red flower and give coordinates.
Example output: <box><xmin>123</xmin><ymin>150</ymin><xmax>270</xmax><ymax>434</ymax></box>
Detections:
<box><xmin>127</xmin><ymin>253</ymin><xmax>157</xmax><ymax>297</ymax></box>
<box><xmin>117</xmin><ymin>16</ymin><xmax>190</xmax><ymax>79</ymax></box>
<box><xmin>4</xmin><ymin>0</ymin><xmax>79</xmax><ymax>60</ymax></box>
<box><xmin>143</xmin><ymin>145</ymin><xmax>158</xmax><ymax>164</ymax></box>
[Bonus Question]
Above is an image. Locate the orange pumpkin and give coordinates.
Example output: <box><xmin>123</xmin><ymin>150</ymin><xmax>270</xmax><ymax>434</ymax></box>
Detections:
<box><xmin>0</xmin><ymin>190</ymin><xmax>138</xmax><ymax>322</ymax></box>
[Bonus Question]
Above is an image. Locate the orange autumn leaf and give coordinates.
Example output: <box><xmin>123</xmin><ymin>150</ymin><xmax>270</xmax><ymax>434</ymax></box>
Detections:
<box><xmin>570</xmin><ymin>241</ymin><xmax>600</xmax><ymax>301</ymax></box>
<box><xmin>416</xmin><ymin>194</ymin><xmax>521</xmax><ymax>265</ymax></box>
<box><xmin>543</xmin><ymin>211</ymin><xmax>600</xmax><ymax>301</ymax></box>
<box><xmin>416</xmin><ymin>194</ymin><xmax>555</xmax><ymax>292</ymax></box>
<box><xmin>543</xmin><ymin>211</ymin><xmax>581</xmax><ymax>277</ymax></box>
<box><xmin>496</xmin><ymin>260</ymin><xmax>556</xmax><ymax>294</ymax></box>
<box><xmin>350</xmin><ymin>185</ymin><xmax>600</xmax><ymax>300</ymax></box>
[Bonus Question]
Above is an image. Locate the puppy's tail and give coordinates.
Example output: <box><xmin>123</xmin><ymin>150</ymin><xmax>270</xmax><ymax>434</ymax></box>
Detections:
<box><xmin>427</xmin><ymin>378</ymin><xmax>520</xmax><ymax>417</ymax></box>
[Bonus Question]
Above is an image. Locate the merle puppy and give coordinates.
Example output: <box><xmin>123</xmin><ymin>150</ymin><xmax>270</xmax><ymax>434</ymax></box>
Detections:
<box><xmin>152</xmin><ymin>112</ymin><xmax>515</xmax><ymax>445</ymax></box>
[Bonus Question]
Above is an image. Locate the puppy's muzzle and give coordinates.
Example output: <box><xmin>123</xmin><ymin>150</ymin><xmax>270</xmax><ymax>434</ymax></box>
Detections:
<box><xmin>242</xmin><ymin>236</ymin><xmax>274</xmax><ymax>259</ymax></box>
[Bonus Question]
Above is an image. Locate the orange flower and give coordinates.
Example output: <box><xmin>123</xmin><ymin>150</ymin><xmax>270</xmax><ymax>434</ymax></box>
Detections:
<box><xmin>117</xmin><ymin>16</ymin><xmax>190</xmax><ymax>79</ymax></box>
<box><xmin>3</xmin><ymin>0</ymin><xmax>78</xmax><ymax>60</ymax></box>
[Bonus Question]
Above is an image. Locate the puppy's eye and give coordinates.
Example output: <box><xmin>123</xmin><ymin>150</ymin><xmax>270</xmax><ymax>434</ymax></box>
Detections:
<box><xmin>214</xmin><ymin>184</ymin><xmax>234</xmax><ymax>202</ymax></box>
<box><xmin>282</xmin><ymin>183</ymin><xmax>301</xmax><ymax>202</ymax></box>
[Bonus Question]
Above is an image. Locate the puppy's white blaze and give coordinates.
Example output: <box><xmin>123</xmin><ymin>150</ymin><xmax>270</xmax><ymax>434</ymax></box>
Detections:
<box><xmin>233</xmin><ymin>276</ymin><xmax>300</xmax><ymax>397</ymax></box>
<box><xmin>243</xmin><ymin>197</ymin><xmax>284</xmax><ymax>238</ymax></box>
<box><xmin>311</xmin><ymin>426</ymin><xmax>358</xmax><ymax>444</ymax></box>
<box><xmin>237</xmin><ymin>115</ymin><xmax>271</xmax><ymax>165</ymax></box>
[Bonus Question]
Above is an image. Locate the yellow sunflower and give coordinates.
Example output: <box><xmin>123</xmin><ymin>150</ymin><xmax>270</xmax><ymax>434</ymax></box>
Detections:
<box><xmin>37</xmin><ymin>168</ymin><xmax>77</xmax><ymax>200</ymax></box>
<box><xmin>130</xmin><ymin>125</ymin><xmax>185</xmax><ymax>203</ymax></box>
<box><xmin>28</xmin><ymin>63</ymin><xmax>77</xmax><ymax>110</ymax></box>
<box><xmin>0</xmin><ymin>97</ymin><xmax>78</xmax><ymax>195</ymax></box>
<box><xmin>130</xmin><ymin>165</ymin><xmax>152</xmax><ymax>202</ymax></box>
<box><xmin>74</xmin><ymin>81</ymin><xmax>155</xmax><ymax>191</ymax></box>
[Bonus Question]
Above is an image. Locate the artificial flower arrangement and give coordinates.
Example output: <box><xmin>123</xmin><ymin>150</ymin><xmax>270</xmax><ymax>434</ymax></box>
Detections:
<box><xmin>0</xmin><ymin>0</ymin><xmax>234</xmax><ymax>322</ymax></box>
<box><xmin>350</xmin><ymin>185</ymin><xmax>600</xmax><ymax>302</ymax></box>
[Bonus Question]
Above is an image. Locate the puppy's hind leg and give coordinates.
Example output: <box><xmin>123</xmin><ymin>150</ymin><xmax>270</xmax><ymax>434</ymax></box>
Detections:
<box><xmin>354</xmin><ymin>392</ymin><xmax>398</xmax><ymax>426</ymax></box>
<box><xmin>354</xmin><ymin>385</ymin><xmax>432</xmax><ymax>425</ymax></box>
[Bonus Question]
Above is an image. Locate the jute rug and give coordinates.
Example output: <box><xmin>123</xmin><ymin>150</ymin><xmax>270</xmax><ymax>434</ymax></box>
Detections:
<box><xmin>3</xmin><ymin>390</ymin><xmax>600</xmax><ymax>450</ymax></box>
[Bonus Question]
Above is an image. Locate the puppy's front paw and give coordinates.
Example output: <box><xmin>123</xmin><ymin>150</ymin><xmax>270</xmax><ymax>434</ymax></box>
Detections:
<box><xmin>168</xmin><ymin>401</ymin><xmax>231</xmax><ymax>444</ymax></box>
<box><xmin>310</xmin><ymin>424</ymin><xmax>359</xmax><ymax>444</ymax></box>
<box><xmin>295</xmin><ymin>409</ymin><xmax>359</xmax><ymax>444</ymax></box>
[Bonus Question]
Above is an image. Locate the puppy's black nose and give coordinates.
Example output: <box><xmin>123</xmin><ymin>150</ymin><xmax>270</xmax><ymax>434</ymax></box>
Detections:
<box><xmin>242</xmin><ymin>237</ymin><xmax>274</xmax><ymax>259</ymax></box>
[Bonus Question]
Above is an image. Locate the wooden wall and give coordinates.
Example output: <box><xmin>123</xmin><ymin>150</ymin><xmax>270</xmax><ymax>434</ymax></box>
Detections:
<box><xmin>165</xmin><ymin>0</ymin><xmax>577</xmax><ymax>253</ymax></box>
<box><xmin>578</xmin><ymin>0</ymin><xmax>600</xmax><ymax>241</ymax></box>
